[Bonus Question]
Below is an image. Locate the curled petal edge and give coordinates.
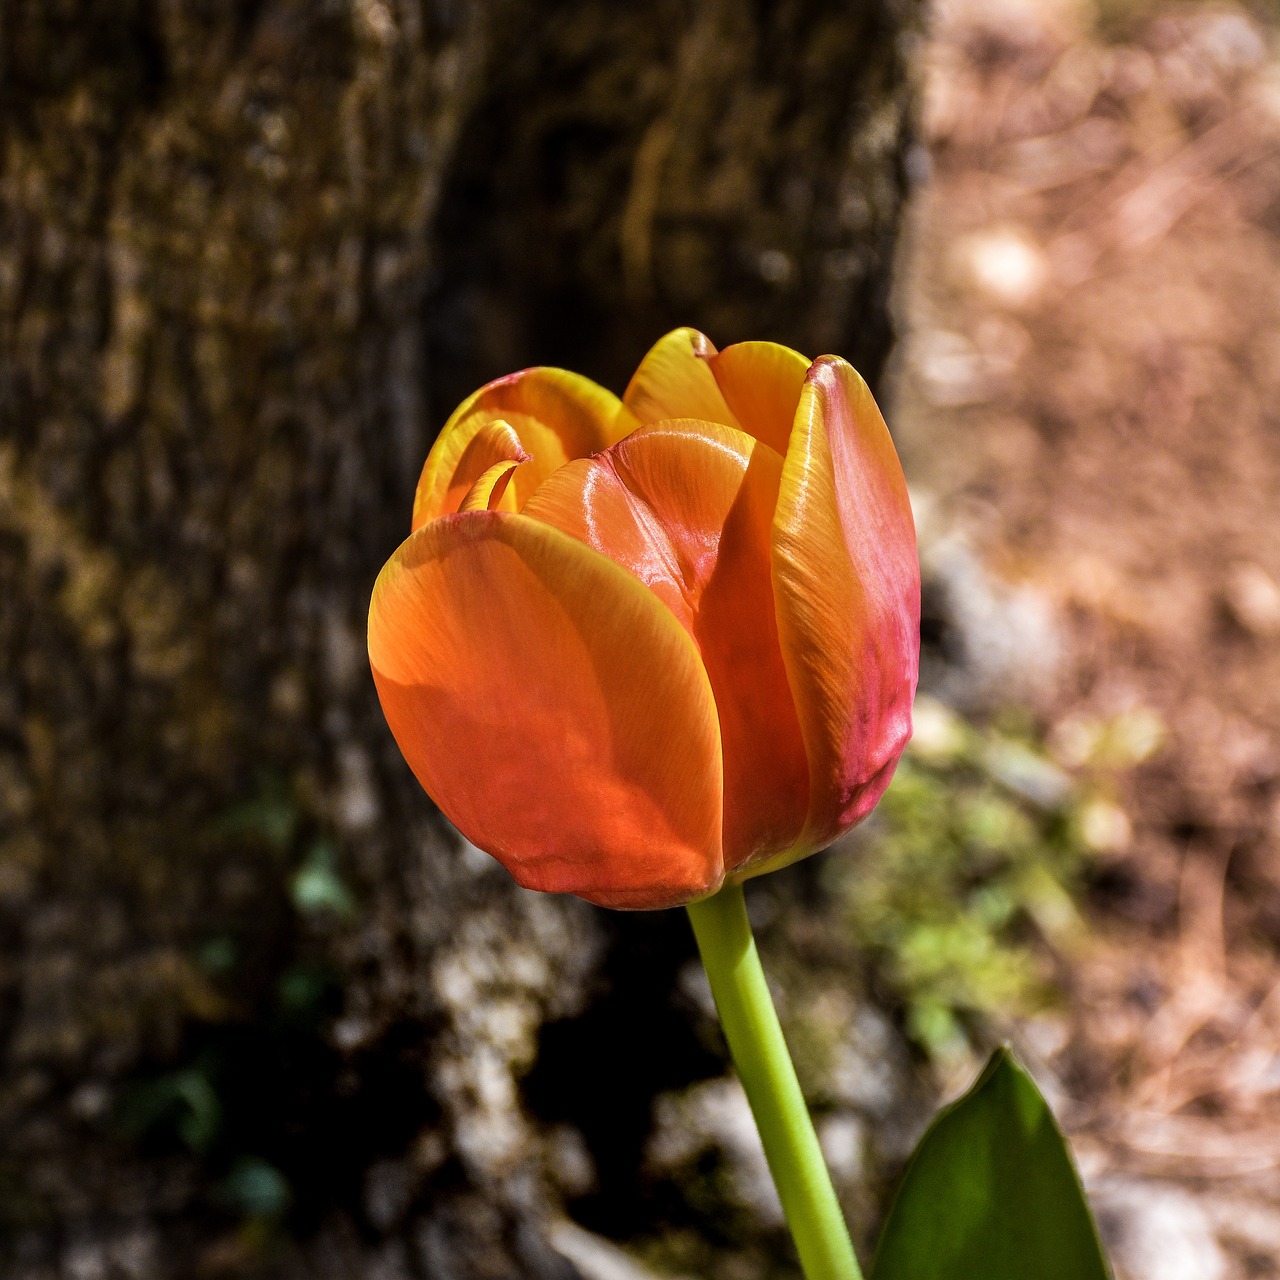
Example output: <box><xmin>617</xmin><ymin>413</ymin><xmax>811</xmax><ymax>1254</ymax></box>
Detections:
<box><xmin>459</xmin><ymin>458</ymin><xmax>524</xmax><ymax>512</ymax></box>
<box><xmin>413</xmin><ymin>368</ymin><xmax>624</xmax><ymax>528</ymax></box>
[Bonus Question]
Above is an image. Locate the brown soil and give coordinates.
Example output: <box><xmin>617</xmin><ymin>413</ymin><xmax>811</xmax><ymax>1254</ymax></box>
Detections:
<box><xmin>896</xmin><ymin>0</ymin><xmax>1280</xmax><ymax>1272</ymax></box>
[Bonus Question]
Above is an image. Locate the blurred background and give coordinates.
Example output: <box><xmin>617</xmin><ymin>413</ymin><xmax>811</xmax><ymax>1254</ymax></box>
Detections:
<box><xmin>2</xmin><ymin>0</ymin><xmax>1279</xmax><ymax>1277</ymax></box>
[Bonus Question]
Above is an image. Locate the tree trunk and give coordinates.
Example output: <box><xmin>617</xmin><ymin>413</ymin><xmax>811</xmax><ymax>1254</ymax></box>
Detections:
<box><xmin>0</xmin><ymin>1</ymin><xmax>918</xmax><ymax>1275</ymax></box>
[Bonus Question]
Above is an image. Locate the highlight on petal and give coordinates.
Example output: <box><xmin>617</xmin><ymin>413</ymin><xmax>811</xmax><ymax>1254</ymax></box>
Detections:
<box><xmin>458</xmin><ymin>458</ymin><xmax>524</xmax><ymax>512</ymax></box>
<box><xmin>621</xmin><ymin>329</ymin><xmax>738</xmax><ymax>431</ymax></box>
<box><xmin>412</xmin><ymin>368</ymin><xmax>625</xmax><ymax>529</ymax></box>
<box><xmin>706</xmin><ymin>341</ymin><xmax>810</xmax><ymax>457</ymax></box>
<box><xmin>368</xmin><ymin>512</ymin><xmax>725</xmax><ymax>909</ymax></box>
<box><xmin>523</xmin><ymin>420</ymin><xmax>810</xmax><ymax>872</ymax></box>
<box><xmin>756</xmin><ymin>356</ymin><xmax>920</xmax><ymax>878</ymax></box>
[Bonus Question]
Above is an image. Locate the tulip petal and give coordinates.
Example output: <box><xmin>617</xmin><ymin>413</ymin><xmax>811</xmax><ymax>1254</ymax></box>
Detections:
<box><xmin>369</xmin><ymin>512</ymin><xmax>725</xmax><ymax>909</ymax></box>
<box><xmin>707</xmin><ymin>341</ymin><xmax>811</xmax><ymax>457</ymax></box>
<box><xmin>458</xmin><ymin>458</ymin><xmax>523</xmax><ymax>512</ymax></box>
<box><xmin>413</xmin><ymin>369</ymin><xmax>625</xmax><ymax>529</ymax></box>
<box><xmin>757</xmin><ymin>357</ymin><xmax>919</xmax><ymax>878</ymax></box>
<box><xmin>624</xmin><ymin>330</ymin><xmax>812</xmax><ymax>460</ymax></box>
<box><xmin>523</xmin><ymin>421</ymin><xmax>810</xmax><ymax>872</ymax></box>
<box><xmin>621</xmin><ymin>329</ymin><xmax>739</xmax><ymax>431</ymax></box>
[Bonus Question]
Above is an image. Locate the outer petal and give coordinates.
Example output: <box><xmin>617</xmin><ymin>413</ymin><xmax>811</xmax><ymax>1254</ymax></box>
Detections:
<box><xmin>755</xmin><ymin>356</ymin><xmax>920</xmax><ymax>878</ymax></box>
<box><xmin>369</xmin><ymin>512</ymin><xmax>725</xmax><ymax>909</ymax></box>
<box><xmin>522</xmin><ymin>421</ymin><xmax>810</xmax><ymax>872</ymax></box>
<box><xmin>413</xmin><ymin>369</ymin><xmax>625</xmax><ymax>529</ymax></box>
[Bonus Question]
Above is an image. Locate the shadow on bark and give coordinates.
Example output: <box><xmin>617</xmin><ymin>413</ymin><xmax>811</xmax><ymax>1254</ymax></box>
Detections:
<box><xmin>0</xmin><ymin>1</ymin><xmax>919</xmax><ymax>1274</ymax></box>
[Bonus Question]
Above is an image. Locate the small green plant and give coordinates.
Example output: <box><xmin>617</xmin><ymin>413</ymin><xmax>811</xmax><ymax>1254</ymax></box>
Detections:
<box><xmin>827</xmin><ymin>695</ymin><xmax>1153</xmax><ymax>1061</ymax></box>
<box><xmin>113</xmin><ymin>774</ymin><xmax>358</xmax><ymax>1235</ymax></box>
<box><xmin>216</xmin><ymin>1157</ymin><xmax>292</xmax><ymax>1223</ymax></box>
<box><xmin>290</xmin><ymin>838</ymin><xmax>358</xmax><ymax>920</ymax></box>
<box><xmin>116</xmin><ymin>1059</ymin><xmax>223</xmax><ymax>1154</ymax></box>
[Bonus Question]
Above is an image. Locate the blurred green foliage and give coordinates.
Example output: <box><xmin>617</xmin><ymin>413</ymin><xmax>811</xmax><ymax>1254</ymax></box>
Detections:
<box><xmin>111</xmin><ymin>775</ymin><xmax>359</xmax><ymax>1233</ymax></box>
<box><xmin>117</xmin><ymin>1059</ymin><xmax>223</xmax><ymax>1154</ymax></box>
<box><xmin>290</xmin><ymin>839</ymin><xmax>358</xmax><ymax>920</ymax></box>
<box><xmin>211</xmin><ymin>773</ymin><xmax>300</xmax><ymax>854</ymax></box>
<box><xmin>216</xmin><ymin>1157</ymin><xmax>293</xmax><ymax>1223</ymax></box>
<box><xmin>825</xmin><ymin>695</ymin><xmax>1158</xmax><ymax>1061</ymax></box>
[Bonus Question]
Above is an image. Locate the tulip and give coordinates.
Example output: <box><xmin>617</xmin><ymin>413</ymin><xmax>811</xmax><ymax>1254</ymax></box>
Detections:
<box><xmin>368</xmin><ymin>328</ymin><xmax>919</xmax><ymax>911</ymax></box>
<box><xmin>369</xmin><ymin>329</ymin><xmax>919</xmax><ymax>1280</ymax></box>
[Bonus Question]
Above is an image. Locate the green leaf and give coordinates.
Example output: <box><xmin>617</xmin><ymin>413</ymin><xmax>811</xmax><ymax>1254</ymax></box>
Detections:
<box><xmin>217</xmin><ymin>1157</ymin><xmax>292</xmax><ymax>1221</ymax></box>
<box><xmin>115</xmin><ymin>1065</ymin><xmax>221</xmax><ymax>1154</ymax></box>
<box><xmin>290</xmin><ymin>839</ymin><xmax>357</xmax><ymax>919</ymax></box>
<box><xmin>871</xmin><ymin>1047</ymin><xmax>1111</xmax><ymax>1280</ymax></box>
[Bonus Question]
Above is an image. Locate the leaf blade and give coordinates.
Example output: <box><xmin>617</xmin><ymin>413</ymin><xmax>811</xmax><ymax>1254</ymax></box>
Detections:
<box><xmin>871</xmin><ymin>1047</ymin><xmax>1111</xmax><ymax>1280</ymax></box>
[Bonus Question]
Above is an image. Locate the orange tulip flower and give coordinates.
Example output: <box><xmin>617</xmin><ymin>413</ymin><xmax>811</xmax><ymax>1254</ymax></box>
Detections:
<box><xmin>368</xmin><ymin>329</ymin><xmax>920</xmax><ymax>909</ymax></box>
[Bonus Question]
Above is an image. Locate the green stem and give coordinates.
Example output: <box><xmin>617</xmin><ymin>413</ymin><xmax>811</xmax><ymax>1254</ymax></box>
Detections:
<box><xmin>686</xmin><ymin>881</ymin><xmax>863</xmax><ymax>1280</ymax></box>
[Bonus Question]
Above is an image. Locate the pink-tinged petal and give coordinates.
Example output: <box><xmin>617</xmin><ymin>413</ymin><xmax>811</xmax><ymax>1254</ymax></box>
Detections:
<box><xmin>368</xmin><ymin>512</ymin><xmax>725</xmax><ymax>909</ymax></box>
<box><xmin>413</xmin><ymin>368</ymin><xmax>624</xmax><ymax>529</ymax></box>
<box><xmin>753</xmin><ymin>356</ymin><xmax>919</xmax><ymax>879</ymax></box>
<box><xmin>621</xmin><ymin>329</ymin><xmax>739</xmax><ymax>430</ymax></box>
<box><xmin>707</xmin><ymin>341</ymin><xmax>810</xmax><ymax>457</ymax></box>
<box><xmin>458</xmin><ymin>458</ymin><xmax>524</xmax><ymax>512</ymax></box>
<box><xmin>523</xmin><ymin>421</ymin><xmax>810</xmax><ymax>872</ymax></box>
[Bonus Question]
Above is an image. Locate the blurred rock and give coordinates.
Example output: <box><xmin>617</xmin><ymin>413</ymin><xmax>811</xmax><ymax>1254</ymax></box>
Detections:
<box><xmin>817</xmin><ymin>1111</ymin><xmax>870</xmax><ymax>1186</ymax></box>
<box><xmin>1092</xmin><ymin>1178</ymin><xmax>1229</xmax><ymax>1280</ymax></box>
<box><xmin>647</xmin><ymin>1077</ymin><xmax>785</xmax><ymax>1228</ymax></box>
<box><xmin>545</xmin><ymin>1124</ymin><xmax>598</xmax><ymax>1200</ymax></box>
<box><xmin>1224</xmin><ymin>562</ymin><xmax>1280</xmax><ymax>638</ymax></box>
<box><xmin>549</xmin><ymin>1221</ymin><xmax>690</xmax><ymax>1280</ymax></box>
<box><xmin>918</xmin><ymin>526</ymin><xmax>1063</xmax><ymax>712</ymax></box>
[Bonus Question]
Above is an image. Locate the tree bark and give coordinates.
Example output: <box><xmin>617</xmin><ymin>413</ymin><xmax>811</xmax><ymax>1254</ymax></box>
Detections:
<box><xmin>0</xmin><ymin>1</ymin><xmax>918</xmax><ymax>1275</ymax></box>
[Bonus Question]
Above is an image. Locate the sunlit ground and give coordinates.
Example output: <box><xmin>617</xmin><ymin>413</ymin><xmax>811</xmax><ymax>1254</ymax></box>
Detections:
<box><xmin>893</xmin><ymin>0</ymin><xmax>1280</xmax><ymax>1273</ymax></box>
